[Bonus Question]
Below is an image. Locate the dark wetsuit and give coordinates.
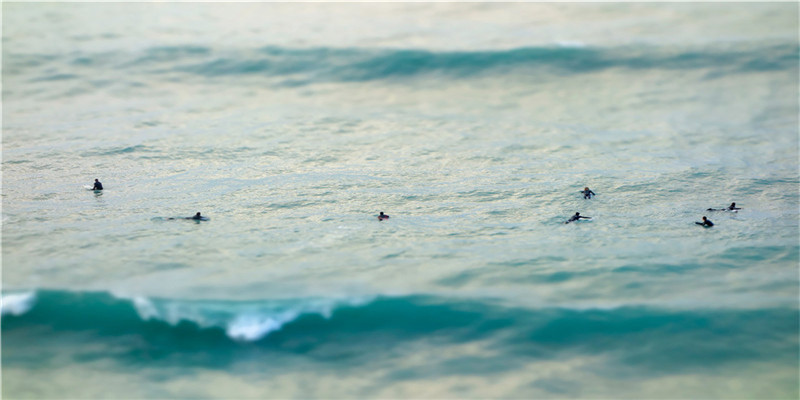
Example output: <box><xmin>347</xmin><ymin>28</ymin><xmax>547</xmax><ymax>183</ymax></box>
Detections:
<box><xmin>707</xmin><ymin>203</ymin><xmax>741</xmax><ymax>211</ymax></box>
<box><xmin>565</xmin><ymin>213</ymin><xmax>590</xmax><ymax>224</ymax></box>
<box><xmin>93</xmin><ymin>180</ymin><xmax>103</xmax><ymax>190</ymax></box>
<box><xmin>696</xmin><ymin>217</ymin><xmax>714</xmax><ymax>227</ymax></box>
<box><xmin>378</xmin><ymin>212</ymin><xmax>390</xmax><ymax>221</ymax></box>
<box><xmin>582</xmin><ymin>189</ymin><xmax>595</xmax><ymax>199</ymax></box>
<box><xmin>168</xmin><ymin>213</ymin><xmax>206</xmax><ymax>221</ymax></box>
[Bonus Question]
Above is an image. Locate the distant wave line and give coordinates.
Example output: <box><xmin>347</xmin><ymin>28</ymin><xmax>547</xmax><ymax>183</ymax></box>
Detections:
<box><xmin>174</xmin><ymin>44</ymin><xmax>800</xmax><ymax>81</ymax></box>
<box><xmin>8</xmin><ymin>43</ymin><xmax>798</xmax><ymax>84</ymax></box>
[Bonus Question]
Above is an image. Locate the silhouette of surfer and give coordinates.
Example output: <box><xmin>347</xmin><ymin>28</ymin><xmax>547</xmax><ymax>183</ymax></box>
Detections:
<box><xmin>707</xmin><ymin>202</ymin><xmax>741</xmax><ymax>211</ymax></box>
<box><xmin>581</xmin><ymin>187</ymin><xmax>595</xmax><ymax>199</ymax></box>
<box><xmin>378</xmin><ymin>212</ymin><xmax>390</xmax><ymax>221</ymax></box>
<box><xmin>92</xmin><ymin>179</ymin><xmax>103</xmax><ymax>190</ymax></box>
<box><xmin>695</xmin><ymin>216</ymin><xmax>714</xmax><ymax>227</ymax></box>
<box><xmin>565</xmin><ymin>212</ymin><xmax>591</xmax><ymax>224</ymax></box>
<box><xmin>166</xmin><ymin>212</ymin><xmax>207</xmax><ymax>221</ymax></box>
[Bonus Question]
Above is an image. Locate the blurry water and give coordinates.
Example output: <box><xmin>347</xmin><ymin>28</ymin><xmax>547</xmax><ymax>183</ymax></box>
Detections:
<box><xmin>3</xmin><ymin>3</ymin><xmax>798</xmax><ymax>398</ymax></box>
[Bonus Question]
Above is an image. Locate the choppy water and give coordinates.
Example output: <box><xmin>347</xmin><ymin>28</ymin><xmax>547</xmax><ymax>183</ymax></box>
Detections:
<box><xmin>3</xmin><ymin>3</ymin><xmax>799</xmax><ymax>399</ymax></box>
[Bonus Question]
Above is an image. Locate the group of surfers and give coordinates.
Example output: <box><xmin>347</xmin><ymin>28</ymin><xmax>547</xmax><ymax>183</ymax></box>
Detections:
<box><xmin>89</xmin><ymin>180</ymin><xmax>739</xmax><ymax>226</ymax></box>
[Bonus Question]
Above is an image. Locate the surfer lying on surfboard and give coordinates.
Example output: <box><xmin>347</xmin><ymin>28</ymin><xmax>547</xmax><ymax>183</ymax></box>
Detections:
<box><xmin>167</xmin><ymin>212</ymin><xmax>209</xmax><ymax>221</ymax></box>
<box><xmin>707</xmin><ymin>202</ymin><xmax>741</xmax><ymax>211</ymax></box>
<box><xmin>565</xmin><ymin>212</ymin><xmax>591</xmax><ymax>224</ymax></box>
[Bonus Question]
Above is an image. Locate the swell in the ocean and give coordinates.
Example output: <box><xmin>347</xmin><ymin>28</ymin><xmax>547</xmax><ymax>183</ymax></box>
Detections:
<box><xmin>2</xmin><ymin>290</ymin><xmax>797</xmax><ymax>373</ymax></box>
<box><xmin>5</xmin><ymin>43</ymin><xmax>797</xmax><ymax>86</ymax></box>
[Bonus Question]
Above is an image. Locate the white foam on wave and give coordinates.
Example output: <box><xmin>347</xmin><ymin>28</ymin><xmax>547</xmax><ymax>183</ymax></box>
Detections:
<box><xmin>1</xmin><ymin>291</ymin><xmax>37</xmax><ymax>316</ymax></box>
<box><xmin>128</xmin><ymin>295</ymin><xmax>223</xmax><ymax>328</ymax></box>
<box><xmin>118</xmin><ymin>292</ymin><xmax>375</xmax><ymax>342</ymax></box>
<box><xmin>226</xmin><ymin>311</ymin><xmax>300</xmax><ymax>341</ymax></box>
<box><xmin>131</xmin><ymin>296</ymin><xmax>159</xmax><ymax>320</ymax></box>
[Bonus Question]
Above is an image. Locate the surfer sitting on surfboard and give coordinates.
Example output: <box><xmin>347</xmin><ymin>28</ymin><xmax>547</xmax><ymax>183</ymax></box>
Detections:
<box><xmin>565</xmin><ymin>212</ymin><xmax>590</xmax><ymax>224</ymax></box>
<box><xmin>581</xmin><ymin>187</ymin><xmax>595</xmax><ymax>199</ymax></box>
<box><xmin>695</xmin><ymin>216</ymin><xmax>714</xmax><ymax>227</ymax></box>
<box><xmin>378</xmin><ymin>212</ymin><xmax>389</xmax><ymax>221</ymax></box>
<box><xmin>92</xmin><ymin>179</ymin><xmax>103</xmax><ymax>190</ymax></box>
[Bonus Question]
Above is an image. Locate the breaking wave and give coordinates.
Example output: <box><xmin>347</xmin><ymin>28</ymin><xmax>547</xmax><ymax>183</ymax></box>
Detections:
<box><xmin>3</xmin><ymin>289</ymin><xmax>797</xmax><ymax>368</ymax></box>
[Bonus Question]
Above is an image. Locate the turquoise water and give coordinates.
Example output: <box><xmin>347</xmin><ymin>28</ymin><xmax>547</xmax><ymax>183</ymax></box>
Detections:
<box><xmin>3</xmin><ymin>3</ymin><xmax>799</xmax><ymax>398</ymax></box>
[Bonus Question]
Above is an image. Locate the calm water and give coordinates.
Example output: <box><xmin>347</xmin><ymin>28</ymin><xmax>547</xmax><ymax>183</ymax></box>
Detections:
<box><xmin>3</xmin><ymin>3</ymin><xmax>799</xmax><ymax>398</ymax></box>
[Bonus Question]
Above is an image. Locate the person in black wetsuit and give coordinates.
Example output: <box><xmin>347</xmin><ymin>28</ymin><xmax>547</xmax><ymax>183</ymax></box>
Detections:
<box><xmin>378</xmin><ymin>212</ymin><xmax>390</xmax><ymax>221</ymax></box>
<box><xmin>92</xmin><ymin>179</ymin><xmax>103</xmax><ymax>190</ymax></box>
<box><xmin>707</xmin><ymin>202</ymin><xmax>741</xmax><ymax>211</ymax></box>
<box><xmin>565</xmin><ymin>212</ymin><xmax>590</xmax><ymax>224</ymax></box>
<box><xmin>581</xmin><ymin>187</ymin><xmax>595</xmax><ymax>199</ymax></box>
<box><xmin>696</xmin><ymin>216</ymin><xmax>714</xmax><ymax>227</ymax></box>
<box><xmin>166</xmin><ymin>212</ymin><xmax>206</xmax><ymax>221</ymax></box>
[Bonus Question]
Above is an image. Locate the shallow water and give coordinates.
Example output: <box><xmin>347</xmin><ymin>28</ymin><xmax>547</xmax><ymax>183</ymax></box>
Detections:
<box><xmin>3</xmin><ymin>3</ymin><xmax>799</xmax><ymax>398</ymax></box>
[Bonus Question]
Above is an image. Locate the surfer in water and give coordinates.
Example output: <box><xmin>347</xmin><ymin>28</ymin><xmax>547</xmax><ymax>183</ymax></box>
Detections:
<box><xmin>707</xmin><ymin>202</ymin><xmax>741</xmax><ymax>211</ymax></box>
<box><xmin>167</xmin><ymin>212</ymin><xmax>207</xmax><ymax>221</ymax></box>
<box><xmin>565</xmin><ymin>212</ymin><xmax>591</xmax><ymax>224</ymax></box>
<box><xmin>92</xmin><ymin>179</ymin><xmax>103</xmax><ymax>190</ymax></box>
<box><xmin>695</xmin><ymin>216</ymin><xmax>714</xmax><ymax>227</ymax></box>
<box><xmin>581</xmin><ymin>187</ymin><xmax>595</xmax><ymax>199</ymax></box>
<box><xmin>378</xmin><ymin>212</ymin><xmax>390</xmax><ymax>221</ymax></box>
<box><xmin>189</xmin><ymin>212</ymin><xmax>205</xmax><ymax>220</ymax></box>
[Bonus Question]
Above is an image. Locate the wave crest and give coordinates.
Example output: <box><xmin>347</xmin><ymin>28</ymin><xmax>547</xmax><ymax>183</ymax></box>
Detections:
<box><xmin>3</xmin><ymin>289</ymin><xmax>797</xmax><ymax>373</ymax></box>
<box><xmin>1</xmin><ymin>291</ymin><xmax>37</xmax><ymax>316</ymax></box>
<box><xmin>123</xmin><ymin>293</ymin><xmax>368</xmax><ymax>341</ymax></box>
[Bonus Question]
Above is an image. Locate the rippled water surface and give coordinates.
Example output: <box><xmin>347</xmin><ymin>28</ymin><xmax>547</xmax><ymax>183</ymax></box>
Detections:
<box><xmin>3</xmin><ymin>3</ymin><xmax>798</xmax><ymax>399</ymax></box>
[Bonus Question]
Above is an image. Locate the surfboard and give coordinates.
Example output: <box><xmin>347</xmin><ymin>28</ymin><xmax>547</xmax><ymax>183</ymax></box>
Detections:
<box><xmin>163</xmin><ymin>216</ymin><xmax>209</xmax><ymax>221</ymax></box>
<box><xmin>565</xmin><ymin>217</ymin><xmax>592</xmax><ymax>224</ymax></box>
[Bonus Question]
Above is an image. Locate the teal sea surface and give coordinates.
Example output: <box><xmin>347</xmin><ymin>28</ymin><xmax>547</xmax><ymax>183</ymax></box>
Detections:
<box><xmin>3</xmin><ymin>3</ymin><xmax>799</xmax><ymax>398</ymax></box>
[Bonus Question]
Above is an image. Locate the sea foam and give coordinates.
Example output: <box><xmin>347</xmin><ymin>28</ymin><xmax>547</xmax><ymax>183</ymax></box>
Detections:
<box><xmin>1</xmin><ymin>291</ymin><xmax>37</xmax><ymax>316</ymax></box>
<box><xmin>123</xmin><ymin>293</ymin><xmax>371</xmax><ymax>341</ymax></box>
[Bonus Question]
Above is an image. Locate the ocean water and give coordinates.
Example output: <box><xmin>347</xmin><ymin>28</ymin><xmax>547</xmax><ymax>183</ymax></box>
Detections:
<box><xmin>2</xmin><ymin>2</ymin><xmax>798</xmax><ymax>399</ymax></box>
